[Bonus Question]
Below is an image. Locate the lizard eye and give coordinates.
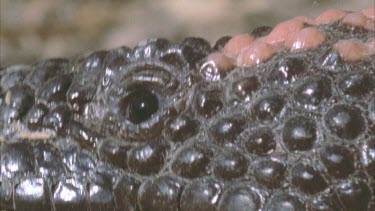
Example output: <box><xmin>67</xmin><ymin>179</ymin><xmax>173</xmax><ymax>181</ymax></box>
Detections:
<box><xmin>119</xmin><ymin>88</ymin><xmax>159</xmax><ymax>124</ymax></box>
<box><xmin>101</xmin><ymin>60</ymin><xmax>183</xmax><ymax>141</ymax></box>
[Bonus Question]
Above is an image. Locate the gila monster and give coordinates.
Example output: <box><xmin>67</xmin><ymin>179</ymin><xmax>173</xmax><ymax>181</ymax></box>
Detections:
<box><xmin>0</xmin><ymin>7</ymin><xmax>374</xmax><ymax>211</ymax></box>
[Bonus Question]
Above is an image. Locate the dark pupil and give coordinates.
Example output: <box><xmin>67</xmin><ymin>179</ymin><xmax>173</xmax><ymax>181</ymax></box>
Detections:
<box><xmin>127</xmin><ymin>89</ymin><xmax>159</xmax><ymax>124</ymax></box>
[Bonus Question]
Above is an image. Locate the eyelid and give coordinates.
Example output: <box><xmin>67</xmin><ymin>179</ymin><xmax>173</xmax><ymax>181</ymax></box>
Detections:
<box><xmin>122</xmin><ymin>70</ymin><xmax>179</xmax><ymax>96</ymax></box>
<box><xmin>130</xmin><ymin>71</ymin><xmax>170</xmax><ymax>87</ymax></box>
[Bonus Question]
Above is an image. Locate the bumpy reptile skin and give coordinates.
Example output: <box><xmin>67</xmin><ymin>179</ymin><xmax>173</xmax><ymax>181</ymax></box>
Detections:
<box><xmin>1</xmin><ymin>8</ymin><xmax>375</xmax><ymax>211</ymax></box>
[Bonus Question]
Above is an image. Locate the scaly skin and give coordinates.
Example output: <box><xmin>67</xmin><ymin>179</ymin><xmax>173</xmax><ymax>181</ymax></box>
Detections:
<box><xmin>1</xmin><ymin>7</ymin><xmax>375</xmax><ymax>211</ymax></box>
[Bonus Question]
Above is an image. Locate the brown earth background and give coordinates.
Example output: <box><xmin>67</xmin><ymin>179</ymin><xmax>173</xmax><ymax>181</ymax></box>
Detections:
<box><xmin>0</xmin><ymin>0</ymin><xmax>373</xmax><ymax>67</ymax></box>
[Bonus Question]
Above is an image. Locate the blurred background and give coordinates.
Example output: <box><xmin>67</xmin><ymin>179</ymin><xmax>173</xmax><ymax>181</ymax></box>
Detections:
<box><xmin>1</xmin><ymin>0</ymin><xmax>373</xmax><ymax>66</ymax></box>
